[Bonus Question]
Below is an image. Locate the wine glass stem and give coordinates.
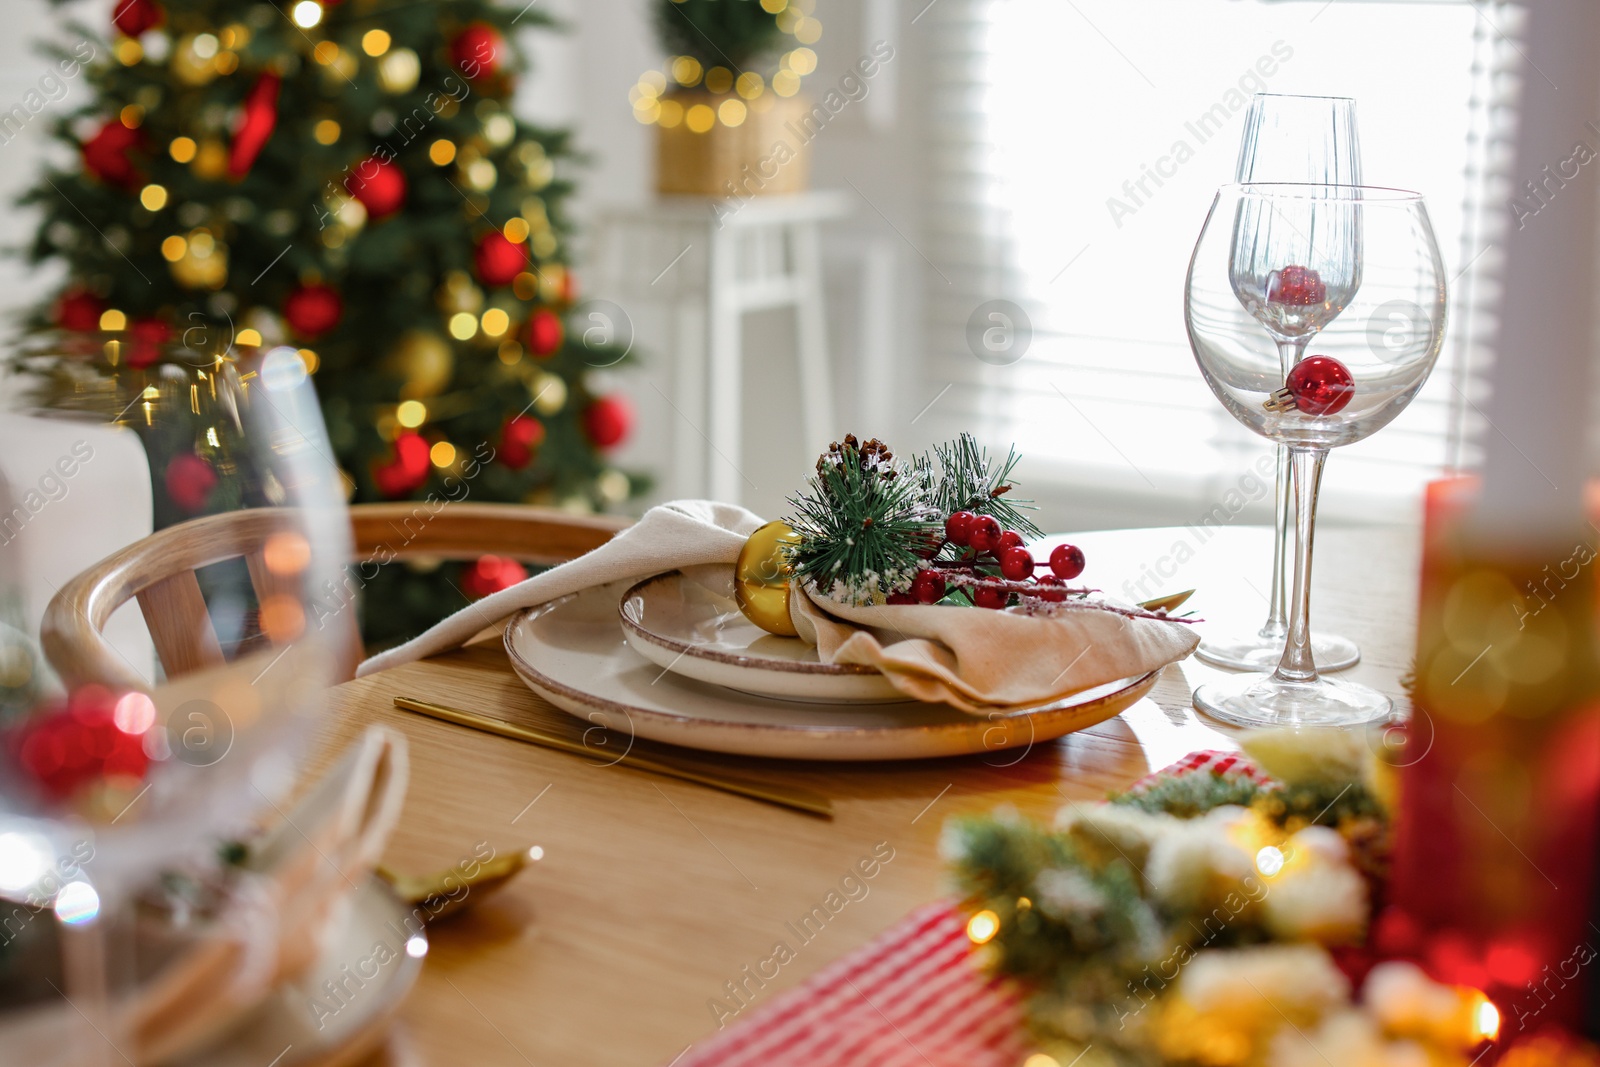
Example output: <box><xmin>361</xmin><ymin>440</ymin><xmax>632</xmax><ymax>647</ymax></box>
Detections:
<box><xmin>1259</xmin><ymin>341</ymin><xmax>1307</xmax><ymax>641</ymax></box>
<box><xmin>1274</xmin><ymin>446</ymin><xmax>1328</xmax><ymax>684</ymax></box>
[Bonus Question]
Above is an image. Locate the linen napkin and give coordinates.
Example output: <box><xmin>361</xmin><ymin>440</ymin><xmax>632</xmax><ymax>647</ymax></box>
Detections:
<box><xmin>356</xmin><ymin>499</ymin><xmax>764</xmax><ymax>677</ymax></box>
<box><xmin>356</xmin><ymin>500</ymin><xmax>1198</xmax><ymax>712</ymax></box>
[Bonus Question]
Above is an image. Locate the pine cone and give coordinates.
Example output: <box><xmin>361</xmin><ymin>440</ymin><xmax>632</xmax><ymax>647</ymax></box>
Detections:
<box><xmin>817</xmin><ymin>433</ymin><xmax>897</xmax><ymax>481</ymax></box>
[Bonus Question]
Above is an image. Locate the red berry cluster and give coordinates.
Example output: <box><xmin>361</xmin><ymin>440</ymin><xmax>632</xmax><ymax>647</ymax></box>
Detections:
<box><xmin>886</xmin><ymin>510</ymin><xmax>1087</xmax><ymax>610</ymax></box>
<box><xmin>14</xmin><ymin>687</ymin><xmax>154</xmax><ymax>801</ymax></box>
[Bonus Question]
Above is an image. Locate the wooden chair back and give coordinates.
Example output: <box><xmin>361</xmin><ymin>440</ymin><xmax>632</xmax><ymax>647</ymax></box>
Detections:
<box><xmin>41</xmin><ymin>503</ymin><xmax>631</xmax><ymax>692</ymax></box>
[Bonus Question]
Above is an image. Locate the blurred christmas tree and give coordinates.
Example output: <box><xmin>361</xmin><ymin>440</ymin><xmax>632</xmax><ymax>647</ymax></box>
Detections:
<box><xmin>13</xmin><ymin>0</ymin><xmax>641</xmax><ymax>648</ymax></box>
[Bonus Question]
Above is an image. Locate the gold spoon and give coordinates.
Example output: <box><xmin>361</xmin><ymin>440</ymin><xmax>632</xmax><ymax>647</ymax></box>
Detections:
<box><xmin>378</xmin><ymin>845</ymin><xmax>541</xmax><ymax>922</ymax></box>
<box><xmin>1139</xmin><ymin>590</ymin><xmax>1196</xmax><ymax>614</ymax></box>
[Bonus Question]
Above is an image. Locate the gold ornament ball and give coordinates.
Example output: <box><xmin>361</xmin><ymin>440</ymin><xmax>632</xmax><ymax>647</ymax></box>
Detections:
<box><xmin>387</xmin><ymin>330</ymin><xmax>454</xmax><ymax>398</ymax></box>
<box><xmin>172</xmin><ymin>34</ymin><xmax>221</xmax><ymax>86</ymax></box>
<box><xmin>192</xmin><ymin>139</ymin><xmax>229</xmax><ymax>180</ymax></box>
<box><xmin>169</xmin><ymin>230</ymin><xmax>229</xmax><ymax>289</ymax></box>
<box><xmin>735</xmin><ymin>521</ymin><xmax>801</xmax><ymax>637</ymax></box>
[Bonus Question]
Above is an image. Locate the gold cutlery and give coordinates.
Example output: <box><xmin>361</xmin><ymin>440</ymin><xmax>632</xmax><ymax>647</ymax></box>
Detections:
<box><xmin>392</xmin><ymin>696</ymin><xmax>834</xmax><ymax>819</ymax></box>
<box><xmin>1139</xmin><ymin>589</ymin><xmax>1196</xmax><ymax>614</ymax></box>
<box><xmin>378</xmin><ymin>846</ymin><xmax>537</xmax><ymax>921</ymax></box>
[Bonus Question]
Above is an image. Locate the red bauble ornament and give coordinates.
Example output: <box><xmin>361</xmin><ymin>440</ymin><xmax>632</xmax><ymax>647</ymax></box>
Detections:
<box><xmin>973</xmin><ymin>585</ymin><xmax>1009</xmax><ymax>610</ymax></box>
<box><xmin>582</xmin><ymin>395</ymin><xmax>633</xmax><ymax>450</ymax></box>
<box><xmin>460</xmin><ymin>554</ymin><xmax>528</xmax><ymax>599</ymax></box>
<box><xmin>82</xmin><ymin>120</ymin><xmax>145</xmax><ymax>189</ymax></box>
<box><xmin>17</xmin><ymin>688</ymin><xmax>152</xmax><ymax>800</ymax></box>
<box><xmin>1266</xmin><ymin>264</ymin><xmax>1326</xmax><ymax>307</ymax></box>
<box><xmin>498</xmin><ymin>414</ymin><xmax>545</xmax><ymax>469</ymax></box>
<box><xmin>1266</xmin><ymin>355</ymin><xmax>1355</xmax><ymax>417</ymax></box>
<box><xmin>112</xmin><ymin>0</ymin><xmax>163</xmax><ymax>36</ymax></box>
<box><xmin>969</xmin><ymin>515</ymin><xmax>1003</xmax><ymax>555</ymax></box>
<box><xmin>450</xmin><ymin>22</ymin><xmax>504</xmax><ymax>80</ymax></box>
<box><xmin>373</xmin><ymin>432</ymin><xmax>431</xmax><ymax>498</ymax></box>
<box><xmin>125</xmin><ymin>317</ymin><xmax>171</xmax><ymax>368</ymax></box>
<box><xmin>345</xmin><ymin>157</ymin><xmax>407</xmax><ymax>219</ymax></box>
<box><xmin>228</xmin><ymin>73</ymin><xmax>281</xmax><ymax>179</ymax></box>
<box><xmin>999</xmin><ymin>547</ymin><xmax>1034</xmax><ymax>582</ymax></box>
<box><xmin>911</xmin><ymin>569</ymin><xmax>946</xmax><ymax>605</ymax></box>
<box><xmin>283</xmin><ymin>282</ymin><xmax>343</xmax><ymax>338</ymax></box>
<box><xmin>528</xmin><ymin>307</ymin><xmax>564</xmax><ymax>357</ymax></box>
<box><xmin>1049</xmin><ymin>543</ymin><xmax>1086</xmax><ymax>580</ymax></box>
<box><xmin>944</xmin><ymin>511</ymin><xmax>976</xmax><ymax>547</ymax></box>
<box><xmin>1035</xmin><ymin>575</ymin><xmax>1068</xmax><ymax>602</ymax></box>
<box><xmin>55</xmin><ymin>289</ymin><xmax>105</xmax><ymax>332</ymax></box>
<box><xmin>165</xmin><ymin>452</ymin><xmax>217</xmax><ymax>512</ymax></box>
<box><xmin>474</xmin><ymin>232</ymin><xmax>528</xmax><ymax>288</ymax></box>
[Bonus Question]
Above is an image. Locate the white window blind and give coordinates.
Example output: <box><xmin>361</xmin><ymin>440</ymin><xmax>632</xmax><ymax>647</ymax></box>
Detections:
<box><xmin>922</xmin><ymin>0</ymin><xmax>1513</xmax><ymax>523</ymax></box>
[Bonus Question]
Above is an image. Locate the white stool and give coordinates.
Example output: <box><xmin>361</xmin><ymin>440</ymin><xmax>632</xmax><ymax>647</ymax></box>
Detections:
<box><xmin>592</xmin><ymin>191</ymin><xmax>851</xmax><ymax>505</ymax></box>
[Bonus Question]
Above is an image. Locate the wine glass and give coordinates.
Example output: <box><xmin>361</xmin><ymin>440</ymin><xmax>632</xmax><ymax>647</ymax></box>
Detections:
<box><xmin>1197</xmin><ymin>93</ymin><xmax>1365</xmax><ymax>673</ymax></box>
<box><xmin>1185</xmin><ymin>183</ymin><xmax>1446</xmax><ymax>726</ymax></box>
<box><xmin>0</xmin><ymin>339</ymin><xmax>352</xmax><ymax>1063</ymax></box>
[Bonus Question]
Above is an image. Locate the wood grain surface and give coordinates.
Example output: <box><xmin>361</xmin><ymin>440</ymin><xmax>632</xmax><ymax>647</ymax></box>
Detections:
<box><xmin>294</xmin><ymin>524</ymin><xmax>1418</xmax><ymax>1067</ymax></box>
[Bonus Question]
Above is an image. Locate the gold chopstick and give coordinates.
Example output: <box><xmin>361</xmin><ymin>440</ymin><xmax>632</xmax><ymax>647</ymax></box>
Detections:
<box><xmin>392</xmin><ymin>696</ymin><xmax>833</xmax><ymax>819</ymax></box>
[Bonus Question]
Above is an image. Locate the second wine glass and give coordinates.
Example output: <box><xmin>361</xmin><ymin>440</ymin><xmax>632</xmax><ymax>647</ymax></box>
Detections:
<box><xmin>1197</xmin><ymin>93</ymin><xmax>1365</xmax><ymax>673</ymax></box>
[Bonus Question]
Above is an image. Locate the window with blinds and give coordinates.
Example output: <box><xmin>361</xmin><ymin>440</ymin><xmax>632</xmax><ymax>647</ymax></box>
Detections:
<box><xmin>921</xmin><ymin>0</ymin><xmax>1512</xmax><ymax>524</ymax></box>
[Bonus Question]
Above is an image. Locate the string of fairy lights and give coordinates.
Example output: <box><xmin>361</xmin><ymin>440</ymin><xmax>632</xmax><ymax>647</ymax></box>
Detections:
<box><xmin>630</xmin><ymin>0</ymin><xmax>820</xmax><ymax>131</ymax></box>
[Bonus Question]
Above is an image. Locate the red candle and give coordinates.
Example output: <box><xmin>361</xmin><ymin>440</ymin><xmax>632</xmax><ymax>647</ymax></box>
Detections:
<box><xmin>1388</xmin><ymin>477</ymin><xmax>1600</xmax><ymax>1046</ymax></box>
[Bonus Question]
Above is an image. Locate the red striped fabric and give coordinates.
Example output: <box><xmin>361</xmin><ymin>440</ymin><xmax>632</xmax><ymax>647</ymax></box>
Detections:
<box><xmin>671</xmin><ymin>751</ymin><xmax>1254</xmax><ymax>1067</ymax></box>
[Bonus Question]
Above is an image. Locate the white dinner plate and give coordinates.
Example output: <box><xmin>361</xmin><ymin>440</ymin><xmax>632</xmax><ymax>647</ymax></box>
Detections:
<box><xmin>618</xmin><ymin>571</ymin><xmax>908</xmax><ymax>703</ymax></box>
<box><xmin>505</xmin><ymin>581</ymin><xmax>1160</xmax><ymax>761</ymax></box>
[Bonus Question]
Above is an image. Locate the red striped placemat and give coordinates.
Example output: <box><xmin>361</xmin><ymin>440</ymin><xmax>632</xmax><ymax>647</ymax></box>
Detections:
<box><xmin>670</xmin><ymin>751</ymin><xmax>1254</xmax><ymax>1067</ymax></box>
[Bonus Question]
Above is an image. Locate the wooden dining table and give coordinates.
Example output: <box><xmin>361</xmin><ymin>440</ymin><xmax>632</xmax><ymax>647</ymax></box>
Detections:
<box><xmin>303</xmin><ymin>523</ymin><xmax>1419</xmax><ymax>1066</ymax></box>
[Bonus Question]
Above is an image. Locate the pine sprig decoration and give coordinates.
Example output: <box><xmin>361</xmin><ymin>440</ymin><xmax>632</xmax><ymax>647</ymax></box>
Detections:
<box><xmin>786</xmin><ymin>435</ymin><xmax>940</xmax><ymax>604</ymax></box>
<box><xmin>917</xmin><ymin>433</ymin><xmax>1043</xmax><ymax>541</ymax></box>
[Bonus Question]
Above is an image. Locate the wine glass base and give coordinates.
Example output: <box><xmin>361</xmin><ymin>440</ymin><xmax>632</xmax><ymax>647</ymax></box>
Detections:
<box><xmin>1194</xmin><ymin>631</ymin><xmax>1360</xmax><ymax>672</ymax></box>
<box><xmin>1193</xmin><ymin>671</ymin><xmax>1392</xmax><ymax>729</ymax></box>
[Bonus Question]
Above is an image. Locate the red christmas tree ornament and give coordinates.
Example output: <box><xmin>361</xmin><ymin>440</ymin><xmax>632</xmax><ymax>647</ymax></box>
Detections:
<box><xmin>498</xmin><ymin>414</ymin><xmax>545</xmax><ymax>469</ymax></box>
<box><xmin>345</xmin><ymin>157</ymin><xmax>407</xmax><ymax>219</ymax></box>
<box><xmin>460</xmin><ymin>554</ymin><xmax>528</xmax><ymax>599</ymax></box>
<box><xmin>450</xmin><ymin>22</ymin><xmax>504</xmax><ymax>80</ymax></box>
<box><xmin>165</xmin><ymin>452</ymin><xmax>217</xmax><ymax>512</ymax></box>
<box><xmin>1264</xmin><ymin>355</ymin><xmax>1355</xmax><ymax>416</ymax></box>
<box><xmin>228</xmin><ymin>72</ymin><xmax>281</xmax><ymax>179</ymax></box>
<box><xmin>528</xmin><ymin>307</ymin><xmax>564</xmax><ymax>357</ymax></box>
<box><xmin>1266</xmin><ymin>264</ymin><xmax>1326</xmax><ymax>307</ymax></box>
<box><xmin>1049</xmin><ymin>543</ymin><xmax>1086</xmax><ymax>580</ymax></box>
<box><xmin>55</xmin><ymin>288</ymin><xmax>105</xmax><ymax>332</ymax></box>
<box><xmin>124</xmin><ymin>316</ymin><xmax>171</xmax><ymax>368</ymax></box>
<box><xmin>17</xmin><ymin>688</ymin><xmax>153</xmax><ymax>801</ymax></box>
<box><xmin>373</xmin><ymin>432</ymin><xmax>431</xmax><ymax>498</ymax></box>
<box><xmin>82</xmin><ymin>120</ymin><xmax>145</xmax><ymax>189</ymax></box>
<box><xmin>112</xmin><ymin>0</ymin><xmax>163</xmax><ymax>37</ymax></box>
<box><xmin>582</xmin><ymin>394</ymin><xmax>633</xmax><ymax>450</ymax></box>
<box><xmin>283</xmin><ymin>282</ymin><xmax>343</xmax><ymax>338</ymax></box>
<box><xmin>474</xmin><ymin>232</ymin><xmax>528</xmax><ymax>288</ymax></box>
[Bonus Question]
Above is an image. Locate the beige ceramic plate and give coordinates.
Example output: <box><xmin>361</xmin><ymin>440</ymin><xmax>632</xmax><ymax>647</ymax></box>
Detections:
<box><xmin>0</xmin><ymin>876</ymin><xmax>423</xmax><ymax>1067</ymax></box>
<box><xmin>618</xmin><ymin>571</ymin><xmax>907</xmax><ymax>703</ymax></box>
<box><xmin>505</xmin><ymin>581</ymin><xmax>1159</xmax><ymax>761</ymax></box>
